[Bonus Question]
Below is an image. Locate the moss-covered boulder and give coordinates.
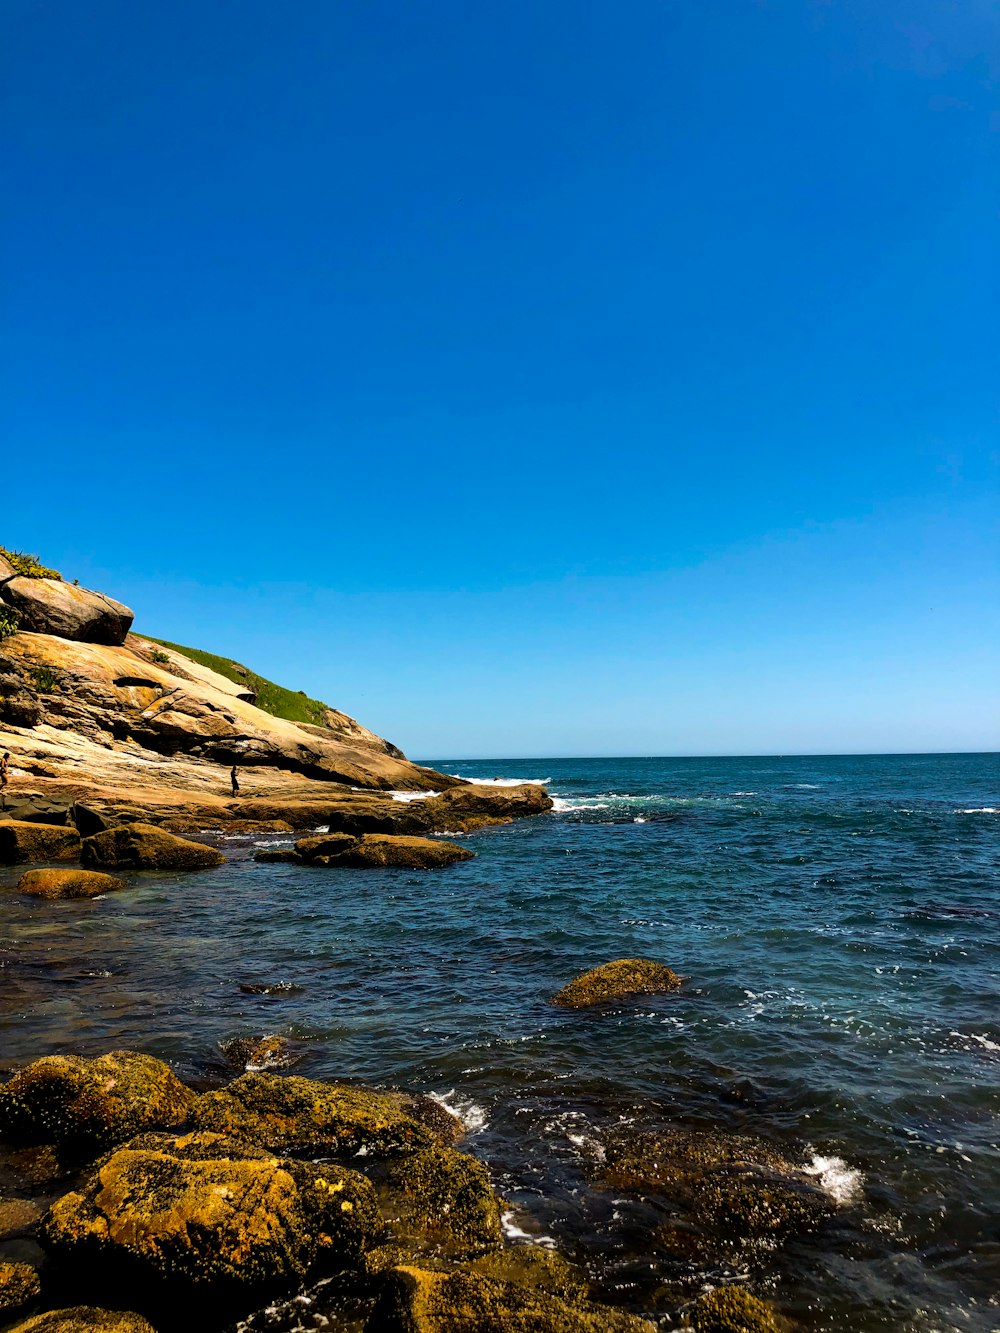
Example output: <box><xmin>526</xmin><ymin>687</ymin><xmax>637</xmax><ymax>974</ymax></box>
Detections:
<box><xmin>367</xmin><ymin>1265</ymin><xmax>655</xmax><ymax>1332</ymax></box>
<box><xmin>686</xmin><ymin>1286</ymin><xmax>782</xmax><ymax>1333</ymax></box>
<box><xmin>0</xmin><ymin>821</ymin><xmax>81</xmax><ymax>866</ymax></box>
<box><xmin>378</xmin><ymin>1145</ymin><xmax>503</xmax><ymax>1257</ymax></box>
<box><xmin>190</xmin><ymin>1072</ymin><xmax>442</xmax><ymax>1157</ymax></box>
<box><xmin>17</xmin><ymin>868</ymin><xmax>127</xmax><ymax>899</ymax></box>
<box><xmin>552</xmin><ymin>959</ymin><xmax>683</xmax><ymax>1007</ymax></box>
<box><xmin>254</xmin><ymin>832</ymin><xmax>474</xmax><ymax>869</ymax></box>
<box><xmin>0</xmin><ymin>1261</ymin><xmax>41</xmax><ymax>1317</ymax></box>
<box><xmin>7</xmin><ymin>1308</ymin><xmax>157</xmax><ymax>1333</ymax></box>
<box><xmin>80</xmin><ymin>823</ymin><xmax>224</xmax><ymax>871</ymax></box>
<box><xmin>0</xmin><ymin>1051</ymin><xmax>195</xmax><ymax>1151</ymax></box>
<box><xmin>41</xmin><ymin>1131</ymin><xmax>381</xmax><ymax>1303</ymax></box>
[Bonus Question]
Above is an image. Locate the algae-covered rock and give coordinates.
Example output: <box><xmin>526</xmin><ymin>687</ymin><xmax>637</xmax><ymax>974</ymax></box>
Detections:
<box><xmin>0</xmin><ymin>1051</ymin><xmax>195</xmax><ymax>1151</ymax></box>
<box><xmin>686</xmin><ymin>1286</ymin><xmax>782</xmax><ymax>1333</ymax></box>
<box><xmin>0</xmin><ymin>821</ymin><xmax>81</xmax><ymax>866</ymax></box>
<box><xmin>0</xmin><ymin>1197</ymin><xmax>44</xmax><ymax>1238</ymax></box>
<box><xmin>367</xmin><ymin>1265</ymin><xmax>655</xmax><ymax>1332</ymax></box>
<box><xmin>7</xmin><ymin>1307</ymin><xmax>157</xmax><ymax>1333</ymax></box>
<box><xmin>552</xmin><ymin>959</ymin><xmax>683</xmax><ymax>1007</ymax></box>
<box><xmin>41</xmin><ymin>1130</ymin><xmax>381</xmax><ymax>1302</ymax></box>
<box><xmin>80</xmin><ymin>823</ymin><xmax>224</xmax><ymax>871</ymax></box>
<box><xmin>379</xmin><ymin>1145</ymin><xmax>503</xmax><ymax>1257</ymax></box>
<box><xmin>602</xmin><ymin>1128</ymin><xmax>797</xmax><ymax>1194</ymax></box>
<box><xmin>692</xmin><ymin>1166</ymin><xmax>829</xmax><ymax>1239</ymax></box>
<box><xmin>17</xmin><ymin>868</ymin><xmax>127</xmax><ymax>899</ymax></box>
<box><xmin>463</xmin><ymin>1246</ymin><xmax>587</xmax><ymax>1300</ymax></box>
<box><xmin>220</xmin><ymin>1034</ymin><xmax>297</xmax><ymax>1072</ymax></box>
<box><xmin>330</xmin><ymin>834</ymin><xmax>474</xmax><ymax>869</ymax></box>
<box><xmin>191</xmin><ymin>1072</ymin><xmax>440</xmax><ymax>1157</ymax></box>
<box><xmin>0</xmin><ymin>1261</ymin><xmax>41</xmax><ymax>1316</ymax></box>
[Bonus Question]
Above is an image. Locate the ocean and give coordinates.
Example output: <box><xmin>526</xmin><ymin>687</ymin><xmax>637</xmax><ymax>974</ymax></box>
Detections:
<box><xmin>1</xmin><ymin>752</ymin><xmax>998</xmax><ymax>1331</ymax></box>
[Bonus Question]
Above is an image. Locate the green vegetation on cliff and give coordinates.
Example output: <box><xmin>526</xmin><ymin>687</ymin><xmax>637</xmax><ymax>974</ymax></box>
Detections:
<box><xmin>138</xmin><ymin>636</ymin><xmax>331</xmax><ymax>727</ymax></box>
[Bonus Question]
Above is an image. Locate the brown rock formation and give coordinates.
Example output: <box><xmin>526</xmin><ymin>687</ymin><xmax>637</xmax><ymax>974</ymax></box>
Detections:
<box><xmin>80</xmin><ymin>823</ymin><xmax>225</xmax><ymax>871</ymax></box>
<box><xmin>16</xmin><ymin>867</ymin><xmax>127</xmax><ymax>898</ymax></box>
<box><xmin>0</xmin><ymin>821</ymin><xmax>81</xmax><ymax>865</ymax></box>
<box><xmin>552</xmin><ymin>959</ymin><xmax>683</xmax><ymax>1007</ymax></box>
<box><xmin>7</xmin><ymin>1311</ymin><xmax>157</xmax><ymax>1333</ymax></box>
<box><xmin>0</xmin><ymin>575</ymin><xmax>133</xmax><ymax>646</ymax></box>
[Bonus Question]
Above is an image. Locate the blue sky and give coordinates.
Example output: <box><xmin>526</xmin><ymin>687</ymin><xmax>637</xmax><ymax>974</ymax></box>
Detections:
<box><xmin>3</xmin><ymin>1</ymin><xmax>997</xmax><ymax>757</ymax></box>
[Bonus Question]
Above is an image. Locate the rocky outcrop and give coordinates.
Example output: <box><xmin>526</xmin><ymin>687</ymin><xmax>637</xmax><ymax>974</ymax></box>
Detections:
<box><xmin>0</xmin><ymin>821</ymin><xmax>81</xmax><ymax>865</ymax></box>
<box><xmin>0</xmin><ymin>577</ymin><xmax>133</xmax><ymax>646</ymax></box>
<box><xmin>367</xmin><ymin>1266</ymin><xmax>656</xmax><ymax>1332</ymax></box>
<box><xmin>190</xmin><ymin>1072</ymin><xmax>454</xmax><ymax>1158</ymax></box>
<box><xmin>0</xmin><ymin>1052</ymin><xmax>195</xmax><ymax>1151</ymax></box>
<box><xmin>0</xmin><ymin>1261</ymin><xmax>41</xmax><ymax>1318</ymax></box>
<box><xmin>685</xmin><ymin>1287</ymin><xmax>781</xmax><ymax>1333</ymax></box>
<box><xmin>16</xmin><ymin>867</ymin><xmax>127</xmax><ymax>898</ymax></box>
<box><xmin>220</xmin><ymin>1034</ymin><xmax>298</xmax><ymax>1072</ymax></box>
<box><xmin>80</xmin><ymin>822</ymin><xmax>224</xmax><ymax>871</ymax></box>
<box><xmin>42</xmin><ymin>1130</ymin><xmax>381</xmax><ymax>1304</ymax></box>
<box><xmin>7</xmin><ymin>1311</ymin><xmax>156</xmax><ymax>1333</ymax></box>
<box><xmin>552</xmin><ymin>959</ymin><xmax>683</xmax><ymax>1007</ymax></box>
<box><xmin>257</xmin><ymin>832</ymin><xmax>474</xmax><ymax>869</ymax></box>
<box><xmin>378</xmin><ymin>1144</ymin><xmax>503</xmax><ymax>1257</ymax></box>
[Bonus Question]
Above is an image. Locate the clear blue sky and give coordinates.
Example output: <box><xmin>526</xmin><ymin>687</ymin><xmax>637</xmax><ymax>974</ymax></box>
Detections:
<box><xmin>3</xmin><ymin>1</ymin><xmax>997</xmax><ymax>757</ymax></box>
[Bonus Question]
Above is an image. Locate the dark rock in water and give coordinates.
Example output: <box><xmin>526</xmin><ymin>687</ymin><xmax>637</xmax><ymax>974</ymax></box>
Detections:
<box><xmin>190</xmin><ymin>1071</ymin><xmax>445</xmax><ymax>1157</ymax></box>
<box><xmin>386</xmin><ymin>1092</ymin><xmax>464</xmax><ymax>1147</ymax></box>
<box><xmin>220</xmin><ymin>1034</ymin><xmax>297</xmax><ymax>1071</ymax></box>
<box><xmin>42</xmin><ymin>1130</ymin><xmax>380</xmax><ymax>1305</ymax></box>
<box><xmin>0</xmin><ymin>1199</ymin><xmax>44</xmax><ymax>1240</ymax></box>
<box><xmin>377</xmin><ymin>1144</ymin><xmax>503</xmax><ymax>1257</ymax></box>
<box><xmin>17</xmin><ymin>869</ymin><xmax>127</xmax><ymax>900</ymax></box>
<box><xmin>293</xmin><ymin>831</ymin><xmax>360</xmax><ymax>860</ymax></box>
<box><xmin>0</xmin><ymin>822</ymin><xmax>81</xmax><ymax>866</ymax></box>
<box><xmin>367</xmin><ymin>1265</ymin><xmax>655</xmax><ymax>1332</ymax></box>
<box><xmin>254</xmin><ymin>832</ymin><xmax>474</xmax><ymax>869</ymax></box>
<box><xmin>252</xmin><ymin>848</ymin><xmax>301</xmax><ymax>864</ymax></box>
<box><xmin>69</xmin><ymin>805</ymin><xmax>111</xmax><ymax>838</ymax></box>
<box><xmin>685</xmin><ymin>1286</ymin><xmax>781</xmax><ymax>1332</ymax></box>
<box><xmin>692</xmin><ymin>1165</ymin><xmax>830</xmax><ymax>1239</ymax></box>
<box><xmin>7</xmin><ymin>1312</ymin><xmax>156</xmax><ymax>1333</ymax></box>
<box><xmin>0</xmin><ymin>1051</ymin><xmax>195</xmax><ymax>1151</ymax></box>
<box><xmin>237</xmin><ymin>980</ymin><xmax>305</xmax><ymax>996</ymax></box>
<box><xmin>81</xmin><ymin>823</ymin><xmax>225</xmax><ymax>871</ymax></box>
<box><xmin>0</xmin><ymin>1260</ymin><xmax>41</xmax><ymax>1317</ymax></box>
<box><xmin>552</xmin><ymin>958</ymin><xmax>683</xmax><ymax>1007</ymax></box>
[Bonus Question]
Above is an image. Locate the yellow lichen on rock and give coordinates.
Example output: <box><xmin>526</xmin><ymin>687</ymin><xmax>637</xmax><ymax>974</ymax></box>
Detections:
<box><xmin>0</xmin><ymin>1260</ymin><xmax>41</xmax><ymax>1317</ymax></box>
<box><xmin>7</xmin><ymin>1308</ymin><xmax>157</xmax><ymax>1333</ymax></box>
<box><xmin>552</xmin><ymin>958</ymin><xmax>683</xmax><ymax>1007</ymax></box>
<box><xmin>686</xmin><ymin>1286</ymin><xmax>782</xmax><ymax>1333</ymax></box>
<box><xmin>17</xmin><ymin>868</ymin><xmax>127</xmax><ymax>899</ymax></box>
<box><xmin>379</xmin><ymin>1144</ymin><xmax>503</xmax><ymax>1257</ymax></box>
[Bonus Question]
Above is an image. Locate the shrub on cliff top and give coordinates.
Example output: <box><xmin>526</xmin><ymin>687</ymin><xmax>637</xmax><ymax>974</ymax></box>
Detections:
<box><xmin>0</xmin><ymin>548</ymin><xmax>62</xmax><ymax>580</ymax></box>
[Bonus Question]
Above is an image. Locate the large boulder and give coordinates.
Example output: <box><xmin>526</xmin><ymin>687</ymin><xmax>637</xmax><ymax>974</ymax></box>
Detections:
<box><xmin>423</xmin><ymin>782</ymin><xmax>554</xmax><ymax>830</ymax></box>
<box><xmin>378</xmin><ymin>1144</ymin><xmax>503</xmax><ymax>1257</ymax></box>
<box><xmin>0</xmin><ymin>1261</ymin><xmax>41</xmax><ymax>1318</ymax></box>
<box><xmin>0</xmin><ymin>821</ymin><xmax>81</xmax><ymax>866</ymax></box>
<box><xmin>0</xmin><ymin>578</ymin><xmax>133</xmax><ymax>646</ymax></box>
<box><xmin>17</xmin><ymin>868</ymin><xmax>127</xmax><ymax>899</ymax></box>
<box><xmin>42</xmin><ymin>1131</ymin><xmax>381</xmax><ymax>1303</ymax></box>
<box><xmin>191</xmin><ymin>1072</ymin><xmax>449</xmax><ymax>1157</ymax></box>
<box><xmin>552</xmin><ymin>959</ymin><xmax>683</xmax><ymax>1007</ymax></box>
<box><xmin>367</xmin><ymin>1266</ymin><xmax>655</xmax><ymax>1332</ymax></box>
<box><xmin>685</xmin><ymin>1287</ymin><xmax>781</xmax><ymax>1333</ymax></box>
<box><xmin>0</xmin><ymin>1051</ymin><xmax>195</xmax><ymax>1151</ymax></box>
<box><xmin>80</xmin><ymin>823</ymin><xmax>224</xmax><ymax>871</ymax></box>
<box><xmin>7</xmin><ymin>1313</ymin><xmax>156</xmax><ymax>1333</ymax></box>
<box><xmin>265</xmin><ymin>832</ymin><xmax>474</xmax><ymax>869</ymax></box>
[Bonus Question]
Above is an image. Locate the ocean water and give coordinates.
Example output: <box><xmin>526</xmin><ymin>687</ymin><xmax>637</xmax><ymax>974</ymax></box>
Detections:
<box><xmin>1</xmin><ymin>753</ymin><xmax>998</xmax><ymax>1331</ymax></box>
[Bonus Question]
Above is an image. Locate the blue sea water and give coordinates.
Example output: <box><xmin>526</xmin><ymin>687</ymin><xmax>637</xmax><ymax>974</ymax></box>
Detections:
<box><xmin>1</xmin><ymin>752</ymin><xmax>998</xmax><ymax>1331</ymax></box>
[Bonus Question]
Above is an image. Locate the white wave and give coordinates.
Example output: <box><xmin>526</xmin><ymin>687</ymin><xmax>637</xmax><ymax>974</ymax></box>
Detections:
<box><xmin>730</xmin><ymin>791</ymin><xmax>758</xmax><ymax>796</ymax></box>
<box><xmin>312</xmin><ymin>824</ymin><xmax>329</xmax><ymax>833</ymax></box>
<box><xmin>501</xmin><ymin>1211</ymin><xmax>557</xmax><ymax>1247</ymax></box>
<box><xmin>804</xmin><ymin>1153</ymin><xmax>863</xmax><ymax>1205</ymax></box>
<box><xmin>953</xmin><ymin>1030</ymin><xmax>1000</xmax><ymax>1053</ymax></box>
<box><xmin>551</xmin><ymin>797</ymin><xmax>610</xmax><ymax>812</ymax></box>
<box><xmin>792</xmin><ymin>783</ymin><xmax>820</xmax><ymax>788</ymax></box>
<box><xmin>450</xmin><ymin>775</ymin><xmax>551</xmax><ymax>787</ymax></box>
<box><xmin>633</xmin><ymin>816</ymin><xmax>647</xmax><ymax>823</ymax></box>
<box><xmin>429</xmin><ymin>1089</ymin><xmax>487</xmax><ymax>1132</ymax></box>
<box><xmin>956</xmin><ymin>807</ymin><xmax>998</xmax><ymax>814</ymax></box>
<box><xmin>389</xmin><ymin>790</ymin><xmax>440</xmax><ymax>802</ymax></box>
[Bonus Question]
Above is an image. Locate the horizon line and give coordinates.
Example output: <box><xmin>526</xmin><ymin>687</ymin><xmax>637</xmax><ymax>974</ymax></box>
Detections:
<box><xmin>417</xmin><ymin>749</ymin><xmax>998</xmax><ymax>763</ymax></box>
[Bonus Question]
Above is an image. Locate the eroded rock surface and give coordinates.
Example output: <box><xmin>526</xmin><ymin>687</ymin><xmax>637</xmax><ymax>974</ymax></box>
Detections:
<box><xmin>0</xmin><ymin>1052</ymin><xmax>195</xmax><ymax>1151</ymax></box>
<box><xmin>0</xmin><ymin>578</ymin><xmax>133</xmax><ymax>646</ymax></box>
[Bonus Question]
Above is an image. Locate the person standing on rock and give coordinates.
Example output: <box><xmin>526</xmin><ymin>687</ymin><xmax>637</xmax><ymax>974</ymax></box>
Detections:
<box><xmin>230</xmin><ymin>764</ymin><xmax>240</xmax><ymax>798</ymax></box>
<box><xmin>0</xmin><ymin>753</ymin><xmax>8</xmax><ymax>809</ymax></box>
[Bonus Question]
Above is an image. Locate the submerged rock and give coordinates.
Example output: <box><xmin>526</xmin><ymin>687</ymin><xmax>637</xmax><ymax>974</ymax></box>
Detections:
<box><xmin>80</xmin><ymin>823</ymin><xmax>225</xmax><ymax>871</ymax></box>
<box><xmin>255</xmin><ymin>832</ymin><xmax>475</xmax><ymax>869</ymax></box>
<box><xmin>0</xmin><ymin>1051</ymin><xmax>195</xmax><ymax>1151</ymax></box>
<box><xmin>0</xmin><ymin>1198</ymin><xmax>44</xmax><ymax>1239</ymax></box>
<box><xmin>685</xmin><ymin>1286</ymin><xmax>782</xmax><ymax>1333</ymax></box>
<box><xmin>378</xmin><ymin>1145</ymin><xmax>503</xmax><ymax>1257</ymax></box>
<box><xmin>220</xmin><ymin>1034</ymin><xmax>298</xmax><ymax>1072</ymax></box>
<box><xmin>42</xmin><ymin>1131</ymin><xmax>381</xmax><ymax>1304</ymax></box>
<box><xmin>552</xmin><ymin>958</ymin><xmax>683</xmax><ymax>1007</ymax></box>
<box><xmin>191</xmin><ymin>1072</ymin><xmax>445</xmax><ymax>1157</ymax></box>
<box><xmin>0</xmin><ymin>1260</ymin><xmax>41</xmax><ymax>1317</ymax></box>
<box><xmin>8</xmin><ymin>1309</ymin><xmax>158</xmax><ymax>1333</ymax></box>
<box><xmin>0</xmin><ymin>822</ymin><xmax>81</xmax><ymax>866</ymax></box>
<box><xmin>367</xmin><ymin>1265</ymin><xmax>655</xmax><ymax>1332</ymax></box>
<box><xmin>16</xmin><ymin>869</ymin><xmax>127</xmax><ymax>900</ymax></box>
